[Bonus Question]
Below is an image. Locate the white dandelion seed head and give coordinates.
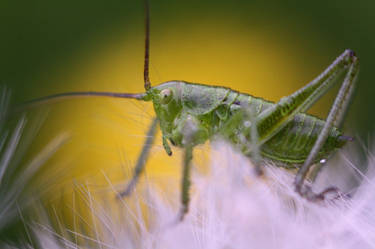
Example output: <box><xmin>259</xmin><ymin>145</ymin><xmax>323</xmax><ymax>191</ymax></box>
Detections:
<box><xmin>31</xmin><ymin>140</ymin><xmax>375</xmax><ymax>249</ymax></box>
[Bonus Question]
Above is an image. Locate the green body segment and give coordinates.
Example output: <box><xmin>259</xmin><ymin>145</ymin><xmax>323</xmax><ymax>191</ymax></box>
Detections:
<box><xmin>260</xmin><ymin>113</ymin><xmax>344</xmax><ymax>164</ymax></box>
<box><xmin>152</xmin><ymin>81</ymin><xmax>346</xmax><ymax>167</ymax></box>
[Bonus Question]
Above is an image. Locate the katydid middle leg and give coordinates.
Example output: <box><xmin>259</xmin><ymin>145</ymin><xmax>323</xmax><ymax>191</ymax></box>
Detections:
<box><xmin>218</xmin><ymin>105</ymin><xmax>263</xmax><ymax>175</ymax></box>
<box><xmin>175</xmin><ymin>114</ymin><xmax>209</xmax><ymax>220</ymax></box>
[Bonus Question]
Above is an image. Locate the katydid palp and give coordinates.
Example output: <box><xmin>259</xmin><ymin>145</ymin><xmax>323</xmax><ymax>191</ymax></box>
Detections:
<box><xmin>20</xmin><ymin>0</ymin><xmax>359</xmax><ymax>220</ymax></box>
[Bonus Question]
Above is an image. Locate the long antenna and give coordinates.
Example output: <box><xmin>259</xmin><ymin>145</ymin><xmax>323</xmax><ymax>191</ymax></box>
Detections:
<box><xmin>143</xmin><ymin>0</ymin><xmax>151</xmax><ymax>91</ymax></box>
<box><xmin>14</xmin><ymin>91</ymin><xmax>147</xmax><ymax>113</ymax></box>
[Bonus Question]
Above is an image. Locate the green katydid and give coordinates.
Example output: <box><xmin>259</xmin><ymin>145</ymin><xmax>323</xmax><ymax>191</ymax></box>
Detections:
<box><xmin>20</xmin><ymin>0</ymin><xmax>359</xmax><ymax>220</ymax></box>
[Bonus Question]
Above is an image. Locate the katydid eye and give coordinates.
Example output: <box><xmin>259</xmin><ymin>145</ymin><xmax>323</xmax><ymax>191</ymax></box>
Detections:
<box><xmin>160</xmin><ymin>89</ymin><xmax>172</xmax><ymax>104</ymax></box>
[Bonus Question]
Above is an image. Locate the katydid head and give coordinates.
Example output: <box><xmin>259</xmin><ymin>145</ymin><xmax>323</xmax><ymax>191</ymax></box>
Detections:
<box><xmin>147</xmin><ymin>81</ymin><xmax>183</xmax><ymax>137</ymax></box>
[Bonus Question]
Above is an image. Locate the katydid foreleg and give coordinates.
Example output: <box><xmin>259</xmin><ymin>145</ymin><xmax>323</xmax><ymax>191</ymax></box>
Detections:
<box><xmin>119</xmin><ymin>117</ymin><xmax>159</xmax><ymax>197</ymax></box>
<box><xmin>179</xmin><ymin>146</ymin><xmax>193</xmax><ymax>221</ymax></box>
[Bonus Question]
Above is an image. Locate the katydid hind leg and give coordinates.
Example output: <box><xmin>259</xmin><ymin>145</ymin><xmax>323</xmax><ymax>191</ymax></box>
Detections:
<box><xmin>118</xmin><ymin>117</ymin><xmax>158</xmax><ymax>198</ymax></box>
<box><xmin>308</xmin><ymin>161</ymin><xmax>325</xmax><ymax>183</ymax></box>
<box><xmin>294</xmin><ymin>52</ymin><xmax>359</xmax><ymax>199</ymax></box>
<box><xmin>256</xmin><ymin>50</ymin><xmax>357</xmax><ymax>146</ymax></box>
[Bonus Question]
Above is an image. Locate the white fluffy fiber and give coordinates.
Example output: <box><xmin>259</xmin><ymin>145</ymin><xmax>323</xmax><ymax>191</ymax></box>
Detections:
<box><xmin>33</xmin><ymin>141</ymin><xmax>375</xmax><ymax>249</ymax></box>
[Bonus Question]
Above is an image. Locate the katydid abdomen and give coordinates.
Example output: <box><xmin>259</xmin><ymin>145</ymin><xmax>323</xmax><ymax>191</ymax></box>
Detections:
<box><xmin>259</xmin><ymin>113</ymin><xmax>346</xmax><ymax>165</ymax></box>
<box><xmin>221</xmin><ymin>93</ymin><xmax>348</xmax><ymax>166</ymax></box>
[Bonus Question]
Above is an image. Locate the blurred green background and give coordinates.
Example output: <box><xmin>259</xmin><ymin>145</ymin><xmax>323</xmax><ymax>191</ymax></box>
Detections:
<box><xmin>1</xmin><ymin>0</ymin><xmax>375</xmax><ymax>244</ymax></box>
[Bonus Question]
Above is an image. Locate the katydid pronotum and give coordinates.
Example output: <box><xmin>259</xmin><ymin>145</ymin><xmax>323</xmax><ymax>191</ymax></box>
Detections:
<box><xmin>21</xmin><ymin>1</ymin><xmax>359</xmax><ymax>220</ymax></box>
